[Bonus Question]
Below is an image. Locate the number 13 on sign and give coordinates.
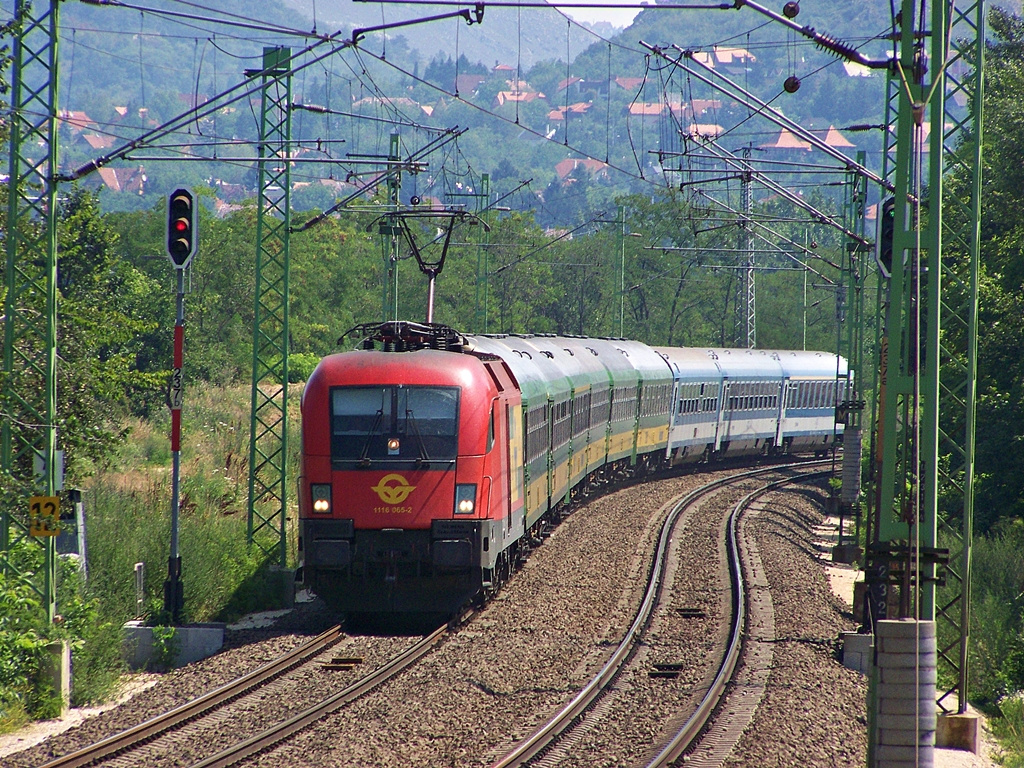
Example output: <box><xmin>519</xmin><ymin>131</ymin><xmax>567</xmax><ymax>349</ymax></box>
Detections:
<box><xmin>29</xmin><ymin>496</ymin><xmax>60</xmax><ymax>537</ymax></box>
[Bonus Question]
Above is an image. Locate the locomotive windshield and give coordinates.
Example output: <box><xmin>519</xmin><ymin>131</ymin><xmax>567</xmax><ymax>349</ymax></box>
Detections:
<box><xmin>330</xmin><ymin>385</ymin><xmax>460</xmax><ymax>466</ymax></box>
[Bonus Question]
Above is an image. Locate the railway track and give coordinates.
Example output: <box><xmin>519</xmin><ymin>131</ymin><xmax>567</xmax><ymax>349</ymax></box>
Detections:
<box><xmin>22</xmin><ymin>460</ymin><xmax>842</xmax><ymax>768</ymax></box>
<box><xmin>36</xmin><ymin>620</ymin><xmax>453</xmax><ymax>768</ymax></box>
<box><xmin>489</xmin><ymin>460</ymin><xmax>830</xmax><ymax>768</ymax></box>
<box><xmin>37</xmin><ymin>624</ymin><xmax>345</xmax><ymax>768</ymax></box>
<box><xmin>187</xmin><ymin>620</ymin><xmax>452</xmax><ymax>768</ymax></box>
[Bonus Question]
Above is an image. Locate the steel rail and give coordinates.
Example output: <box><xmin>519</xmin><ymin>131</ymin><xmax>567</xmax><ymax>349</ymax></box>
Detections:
<box><xmin>646</xmin><ymin>468</ymin><xmax>831</xmax><ymax>767</ymax></box>
<box><xmin>189</xmin><ymin>621</ymin><xmax>452</xmax><ymax>768</ymax></box>
<box><xmin>38</xmin><ymin>624</ymin><xmax>345</xmax><ymax>768</ymax></box>
<box><xmin>490</xmin><ymin>459</ymin><xmax>829</xmax><ymax>768</ymax></box>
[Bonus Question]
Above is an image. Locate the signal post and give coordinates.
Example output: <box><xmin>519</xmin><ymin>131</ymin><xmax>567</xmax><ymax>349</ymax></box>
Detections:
<box><xmin>164</xmin><ymin>188</ymin><xmax>196</xmax><ymax>624</ymax></box>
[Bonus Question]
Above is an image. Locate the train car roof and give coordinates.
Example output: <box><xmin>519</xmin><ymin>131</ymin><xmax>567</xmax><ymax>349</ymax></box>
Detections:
<box><xmin>694</xmin><ymin>348</ymin><xmax>846</xmax><ymax>380</ymax></box>
<box><xmin>766</xmin><ymin>349</ymin><xmax>848</xmax><ymax>379</ymax></box>
<box><xmin>652</xmin><ymin>347</ymin><xmax>724</xmax><ymax>381</ymax></box>
<box><xmin>513</xmin><ymin>336</ymin><xmax>609</xmax><ymax>394</ymax></box>
<box><xmin>703</xmin><ymin>348</ymin><xmax>787</xmax><ymax>379</ymax></box>
<box><xmin>467</xmin><ymin>334</ymin><xmax>671</xmax><ymax>401</ymax></box>
<box><xmin>558</xmin><ymin>337</ymin><xmax>640</xmax><ymax>389</ymax></box>
<box><xmin>465</xmin><ymin>335</ymin><xmax>558</xmax><ymax>404</ymax></box>
<box><xmin>611</xmin><ymin>338</ymin><xmax>675</xmax><ymax>383</ymax></box>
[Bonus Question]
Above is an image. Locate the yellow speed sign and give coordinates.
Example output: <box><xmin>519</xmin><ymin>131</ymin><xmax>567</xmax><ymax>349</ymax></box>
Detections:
<box><xmin>29</xmin><ymin>496</ymin><xmax>60</xmax><ymax>537</ymax></box>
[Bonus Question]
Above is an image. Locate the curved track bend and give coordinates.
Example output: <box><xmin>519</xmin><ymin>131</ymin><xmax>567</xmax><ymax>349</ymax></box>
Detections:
<box><xmin>490</xmin><ymin>460</ymin><xmax>831</xmax><ymax>768</ymax></box>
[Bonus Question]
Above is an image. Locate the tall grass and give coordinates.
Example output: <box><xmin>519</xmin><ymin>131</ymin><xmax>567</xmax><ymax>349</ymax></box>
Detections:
<box><xmin>1</xmin><ymin>382</ymin><xmax>304</xmax><ymax>729</ymax></box>
<box><xmin>991</xmin><ymin>696</ymin><xmax>1024</xmax><ymax>767</ymax></box>
<box><xmin>83</xmin><ymin>382</ymin><xmax>301</xmax><ymax>624</ymax></box>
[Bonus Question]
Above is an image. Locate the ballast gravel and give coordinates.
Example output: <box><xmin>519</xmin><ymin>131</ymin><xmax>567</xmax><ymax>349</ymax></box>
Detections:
<box><xmin>722</xmin><ymin>484</ymin><xmax>867</xmax><ymax>766</ymax></box>
<box><xmin>5</xmin><ymin>466</ymin><xmax>868</xmax><ymax>768</ymax></box>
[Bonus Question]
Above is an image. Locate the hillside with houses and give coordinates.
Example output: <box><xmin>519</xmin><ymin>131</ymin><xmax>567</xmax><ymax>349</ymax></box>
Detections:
<box><xmin>50</xmin><ymin>0</ymin><xmax>906</xmax><ymax>225</ymax></box>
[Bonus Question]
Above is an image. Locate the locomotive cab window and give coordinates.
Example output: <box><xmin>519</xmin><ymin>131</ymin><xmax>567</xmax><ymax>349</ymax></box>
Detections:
<box><xmin>330</xmin><ymin>385</ymin><xmax>459</xmax><ymax>466</ymax></box>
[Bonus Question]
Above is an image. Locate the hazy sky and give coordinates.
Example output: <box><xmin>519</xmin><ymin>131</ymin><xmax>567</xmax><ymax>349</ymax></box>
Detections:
<box><xmin>558</xmin><ymin>1</ymin><xmax>644</xmax><ymax>28</ymax></box>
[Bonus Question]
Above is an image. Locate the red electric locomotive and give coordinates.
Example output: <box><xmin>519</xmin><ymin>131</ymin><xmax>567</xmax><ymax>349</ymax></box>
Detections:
<box><xmin>298</xmin><ymin>322</ymin><xmax>525</xmax><ymax>617</ymax></box>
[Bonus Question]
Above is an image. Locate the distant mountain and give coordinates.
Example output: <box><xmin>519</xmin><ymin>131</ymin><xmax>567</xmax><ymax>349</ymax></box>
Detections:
<box><xmin>280</xmin><ymin>0</ymin><xmax>618</xmax><ymax>67</ymax></box>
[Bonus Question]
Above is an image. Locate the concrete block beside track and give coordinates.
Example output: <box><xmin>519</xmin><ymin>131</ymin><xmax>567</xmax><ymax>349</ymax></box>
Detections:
<box><xmin>841</xmin><ymin>631</ymin><xmax>872</xmax><ymax>674</ymax></box>
<box><xmin>123</xmin><ymin>621</ymin><xmax>225</xmax><ymax>669</ymax></box>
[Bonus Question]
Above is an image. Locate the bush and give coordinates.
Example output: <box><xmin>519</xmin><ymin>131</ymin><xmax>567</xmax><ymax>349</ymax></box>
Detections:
<box><xmin>0</xmin><ymin>541</ymin><xmax>132</xmax><ymax>727</ymax></box>
<box><xmin>2</xmin><ymin>383</ymin><xmax>301</xmax><ymax>727</ymax></box>
<box><xmin>991</xmin><ymin>695</ymin><xmax>1024</xmax><ymax>768</ymax></box>
<box><xmin>0</xmin><ymin>572</ymin><xmax>52</xmax><ymax>731</ymax></box>
<box><xmin>288</xmin><ymin>352</ymin><xmax>321</xmax><ymax>383</ymax></box>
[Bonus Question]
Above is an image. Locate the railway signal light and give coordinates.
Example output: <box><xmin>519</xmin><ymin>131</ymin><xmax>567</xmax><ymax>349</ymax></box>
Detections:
<box><xmin>166</xmin><ymin>188</ymin><xmax>197</xmax><ymax>268</ymax></box>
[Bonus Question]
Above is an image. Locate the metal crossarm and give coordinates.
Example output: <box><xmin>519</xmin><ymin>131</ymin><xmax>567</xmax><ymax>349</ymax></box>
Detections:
<box><xmin>247</xmin><ymin>47</ymin><xmax>293</xmax><ymax>567</ymax></box>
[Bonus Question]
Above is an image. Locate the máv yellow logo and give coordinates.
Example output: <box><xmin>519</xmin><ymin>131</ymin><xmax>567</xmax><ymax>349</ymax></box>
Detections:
<box><xmin>371</xmin><ymin>474</ymin><xmax>416</xmax><ymax>505</ymax></box>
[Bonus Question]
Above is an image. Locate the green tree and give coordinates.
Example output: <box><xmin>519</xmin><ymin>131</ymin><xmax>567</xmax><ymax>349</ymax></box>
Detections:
<box><xmin>56</xmin><ymin>188</ymin><xmax>164</xmax><ymax>475</ymax></box>
<box><xmin>957</xmin><ymin>8</ymin><xmax>1024</xmax><ymax>531</ymax></box>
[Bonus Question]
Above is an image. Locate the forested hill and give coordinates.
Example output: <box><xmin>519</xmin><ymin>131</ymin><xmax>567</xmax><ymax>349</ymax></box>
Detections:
<box><xmin>44</xmin><ymin>0</ymin><xmax>917</xmax><ymax>223</ymax></box>
<box><xmin>279</xmin><ymin>0</ymin><xmax>611</xmax><ymax>65</ymax></box>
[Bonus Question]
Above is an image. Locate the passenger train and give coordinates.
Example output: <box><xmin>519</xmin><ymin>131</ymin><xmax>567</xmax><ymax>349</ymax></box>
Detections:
<box><xmin>298</xmin><ymin>321</ymin><xmax>846</xmax><ymax>617</ymax></box>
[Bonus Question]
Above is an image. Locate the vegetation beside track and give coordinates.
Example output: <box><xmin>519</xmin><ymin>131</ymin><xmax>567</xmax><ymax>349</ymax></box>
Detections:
<box><xmin>1</xmin><ymin>384</ymin><xmax>298</xmax><ymax>731</ymax></box>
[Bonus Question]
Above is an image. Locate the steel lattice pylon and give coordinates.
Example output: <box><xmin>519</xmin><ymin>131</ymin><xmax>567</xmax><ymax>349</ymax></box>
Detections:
<box><xmin>872</xmin><ymin>0</ymin><xmax>982</xmax><ymax>714</ymax></box>
<box><xmin>247</xmin><ymin>47</ymin><xmax>292</xmax><ymax>567</ymax></box>
<box><xmin>932</xmin><ymin>0</ymin><xmax>984</xmax><ymax>714</ymax></box>
<box><xmin>2</xmin><ymin>0</ymin><xmax>60</xmax><ymax>621</ymax></box>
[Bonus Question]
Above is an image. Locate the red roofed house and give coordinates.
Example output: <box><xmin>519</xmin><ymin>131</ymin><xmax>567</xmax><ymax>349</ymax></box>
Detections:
<box><xmin>454</xmin><ymin>74</ymin><xmax>486</xmax><ymax>95</ymax></box>
<box><xmin>811</xmin><ymin>125</ymin><xmax>855</xmax><ymax>148</ymax></box>
<box><xmin>628</xmin><ymin>102</ymin><xmax>664</xmax><ymax>117</ymax></box>
<box><xmin>685</xmin><ymin>123</ymin><xmax>723</xmax><ymax>139</ymax></box>
<box><xmin>690</xmin><ymin>98</ymin><xmax>722</xmax><ymax>116</ymax></box>
<box><xmin>760</xmin><ymin>128</ymin><xmax>812</xmax><ymax>151</ymax></box>
<box><xmin>58</xmin><ymin>110</ymin><xmax>94</xmax><ymax>134</ymax></box>
<box><xmin>352</xmin><ymin>96</ymin><xmax>420</xmax><ymax>110</ymax></box>
<box><xmin>554</xmin><ymin>157</ymin><xmax>608</xmax><ymax>180</ymax></box>
<box><xmin>614</xmin><ymin>76</ymin><xmax>645</xmax><ymax>92</ymax></box>
<box><xmin>82</xmin><ymin>133</ymin><xmax>115</xmax><ymax>150</ymax></box>
<box><xmin>713</xmin><ymin>46</ymin><xmax>756</xmax><ymax>76</ymax></box>
<box><xmin>548</xmin><ymin>102</ymin><xmax>591</xmax><ymax>123</ymax></box>
<box><xmin>691</xmin><ymin>51</ymin><xmax>715</xmax><ymax>68</ymax></box>
<box><xmin>713</xmin><ymin>46</ymin><xmax>756</xmax><ymax>66</ymax></box>
<box><xmin>96</xmin><ymin>166</ymin><xmax>147</xmax><ymax>195</ymax></box>
<box><xmin>494</xmin><ymin>90</ymin><xmax>545</xmax><ymax>107</ymax></box>
<box><xmin>213</xmin><ymin>179</ymin><xmax>249</xmax><ymax>202</ymax></box>
<box><xmin>558</xmin><ymin>76</ymin><xmax>583</xmax><ymax>96</ymax></box>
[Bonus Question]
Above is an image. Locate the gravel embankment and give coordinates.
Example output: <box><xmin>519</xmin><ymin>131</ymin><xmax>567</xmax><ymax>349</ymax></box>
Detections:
<box><xmin>5</xmin><ymin>467</ymin><xmax>868</xmax><ymax>768</ymax></box>
<box><xmin>254</xmin><ymin>472</ymin><xmax>713</xmax><ymax>768</ymax></box>
<box><xmin>723</xmin><ymin>484</ymin><xmax>867</xmax><ymax>766</ymax></box>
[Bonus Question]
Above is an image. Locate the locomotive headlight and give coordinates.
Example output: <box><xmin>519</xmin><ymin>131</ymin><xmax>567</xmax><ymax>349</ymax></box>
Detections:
<box><xmin>311</xmin><ymin>483</ymin><xmax>332</xmax><ymax>514</ymax></box>
<box><xmin>387</xmin><ymin>437</ymin><xmax>401</xmax><ymax>455</ymax></box>
<box><xmin>454</xmin><ymin>484</ymin><xmax>477</xmax><ymax>515</ymax></box>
